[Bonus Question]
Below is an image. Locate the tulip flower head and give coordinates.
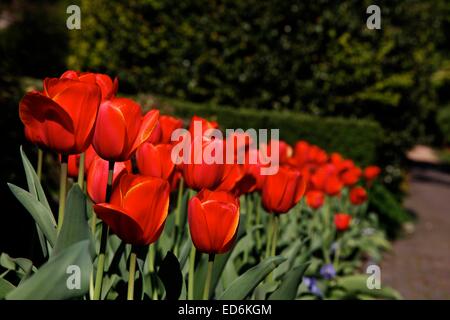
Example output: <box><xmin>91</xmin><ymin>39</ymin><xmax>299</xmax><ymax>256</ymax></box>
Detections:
<box><xmin>364</xmin><ymin>166</ymin><xmax>381</xmax><ymax>183</ymax></box>
<box><xmin>19</xmin><ymin>77</ymin><xmax>101</xmax><ymax>155</ymax></box>
<box><xmin>94</xmin><ymin>174</ymin><xmax>170</xmax><ymax>246</ymax></box>
<box><xmin>306</xmin><ymin>190</ymin><xmax>325</xmax><ymax>210</ymax></box>
<box><xmin>349</xmin><ymin>186</ymin><xmax>368</xmax><ymax>205</ymax></box>
<box><xmin>334</xmin><ymin>213</ymin><xmax>352</xmax><ymax>231</ymax></box>
<box><xmin>92</xmin><ymin>97</ymin><xmax>159</xmax><ymax>161</ymax></box>
<box><xmin>159</xmin><ymin>115</ymin><xmax>184</xmax><ymax>144</ymax></box>
<box><xmin>262</xmin><ymin>166</ymin><xmax>307</xmax><ymax>214</ymax></box>
<box><xmin>87</xmin><ymin>156</ymin><xmax>131</xmax><ymax>204</ymax></box>
<box><xmin>188</xmin><ymin>190</ymin><xmax>240</xmax><ymax>254</ymax></box>
<box><xmin>60</xmin><ymin>70</ymin><xmax>118</xmax><ymax>102</ymax></box>
<box><xmin>136</xmin><ymin>143</ymin><xmax>175</xmax><ymax>180</ymax></box>
<box><xmin>179</xmin><ymin>136</ymin><xmax>226</xmax><ymax>190</ymax></box>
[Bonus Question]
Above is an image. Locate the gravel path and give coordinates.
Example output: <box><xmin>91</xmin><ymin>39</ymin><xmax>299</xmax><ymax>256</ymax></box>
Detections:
<box><xmin>381</xmin><ymin>164</ymin><xmax>450</xmax><ymax>299</ymax></box>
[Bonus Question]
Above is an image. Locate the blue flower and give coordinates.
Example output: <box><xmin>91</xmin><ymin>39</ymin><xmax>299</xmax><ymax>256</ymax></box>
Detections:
<box><xmin>303</xmin><ymin>277</ymin><xmax>322</xmax><ymax>297</ymax></box>
<box><xmin>320</xmin><ymin>263</ymin><xmax>336</xmax><ymax>280</ymax></box>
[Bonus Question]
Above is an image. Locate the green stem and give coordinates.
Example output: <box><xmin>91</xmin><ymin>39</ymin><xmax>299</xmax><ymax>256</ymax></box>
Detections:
<box><xmin>148</xmin><ymin>243</ymin><xmax>155</xmax><ymax>273</ymax></box>
<box><xmin>147</xmin><ymin>243</ymin><xmax>159</xmax><ymax>300</ymax></box>
<box><xmin>321</xmin><ymin>201</ymin><xmax>332</xmax><ymax>264</ymax></box>
<box><xmin>265</xmin><ymin>214</ymin><xmax>274</xmax><ymax>259</ymax></box>
<box><xmin>37</xmin><ymin>149</ymin><xmax>43</xmax><ymax>181</ymax></box>
<box><xmin>77</xmin><ymin>152</ymin><xmax>85</xmax><ymax>189</ymax></box>
<box><xmin>173</xmin><ymin>178</ymin><xmax>184</xmax><ymax>256</ymax></box>
<box><xmin>203</xmin><ymin>254</ymin><xmax>215</xmax><ymax>300</ymax></box>
<box><xmin>57</xmin><ymin>154</ymin><xmax>68</xmax><ymax>233</ymax></box>
<box><xmin>254</xmin><ymin>194</ymin><xmax>262</xmax><ymax>252</ymax></box>
<box><xmin>270</xmin><ymin>214</ymin><xmax>279</xmax><ymax>257</ymax></box>
<box><xmin>188</xmin><ymin>244</ymin><xmax>196</xmax><ymax>300</ymax></box>
<box><xmin>92</xmin><ymin>160</ymin><xmax>115</xmax><ymax>300</ymax></box>
<box><xmin>93</xmin><ymin>224</ymin><xmax>108</xmax><ymax>300</ymax></box>
<box><xmin>127</xmin><ymin>250</ymin><xmax>137</xmax><ymax>300</ymax></box>
<box><xmin>91</xmin><ymin>214</ymin><xmax>97</xmax><ymax>235</ymax></box>
<box><xmin>333</xmin><ymin>241</ymin><xmax>340</xmax><ymax>269</ymax></box>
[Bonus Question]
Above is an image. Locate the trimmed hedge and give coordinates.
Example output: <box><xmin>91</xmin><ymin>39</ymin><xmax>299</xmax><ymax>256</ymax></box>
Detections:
<box><xmin>139</xmin><ymin>96</ymin><xmax>384</xmax><ymax>167</ymax></box>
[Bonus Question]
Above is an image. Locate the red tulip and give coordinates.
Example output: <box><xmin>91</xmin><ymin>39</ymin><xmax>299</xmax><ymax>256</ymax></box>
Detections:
<box><xmin>188</xmin><ymin>189</ymin><xmax>240</xmax><ymax>254</ymax></box>
<box><xmin>67</xmin><ymin>145</ymin><xmax>97</xmax><ymax>178</ymax></box>
<box><xmin>293</xmin><ymin>141</ymin><xmax>328</xmax><ymax>167</ymax></box>
<box><xmin>180</xmin><ymin>136</ymin><xmax>226</xmax><ymax>190</ymax></box>
<box><xmin>281</xmin><ymin>141</ymin><xmax>294</xmax><ymax>164</ymax></box>
<box><xmin>349</xmin><ymin>186</ymin><xmax>368</xmax><ymax>205</ymax></box>
<box><xmin>215</xmin><ymin>164</ymin><xmax>245</xmax><ymax>194</ymax></box>
<box><xmin>136</xmin><ymin>143</ymin><xmax>175</xmax><ymax>180</ymax></box>
<box><xmin>306</xmin><ymin>190</ymin><xmax>325</xmax><ymax>210</ymax></box>
<box><xmin>188</xmin><ymin>115</ymin><xmax>219</xmax><ymax>139</ymax></box>
<box><xmin>334</xmin><ymin>213</ymin><xmax>352</xmax><ymax>231</ymax></box>
<box><xmin>60</xmin><ymin>70</ymin><xmax>118</xmax><ymax>102</ymax></box>
<box><xmin>242</xmin><ymin>146</ymin><xmax>271</xmax><ymax>191</ymax></box>
<box><xmin>19</xmin><ymin>77</ymin><xmax>101</xmax><ymax>154</ymax></box>
<box><xmin>146</xmin><ymin>121</ymin><xmax>162</xmax><ymax>144</ymax></box>
<box><xmin>364</xmin><ymin>166</ymin><xmax>381</xmax><ymax>182</ymax></box>
<box><xmin>87</xmin><ymin>156</ymin><xmax>131</xmax><ymax>204</ymax></box>
<box><xmin>92</xmin><ymin>97</ymin><xmax>159</xmax><ymax>161</ymax></box>
<box><xmin>311</xmin><ymin>164</ymin><xmax>343</xmax><ymax>196</ymax></box>
<box><xmin>262</xmin><ymin>166</ymin><xmax>307</xmax><ymax>214</ymax></box>
<box><xmin>94</xmin><ymin>174</ymin><xmax>170</xmax><ymax>245</ymax></box>
<box><xmin>159</xmin><ymin>115</ymin><xmax>184</xmax><ymax>144</ymax></box>
<box><xmin>341</xmin><ymin>167</ymin><xmax>362</xmax><ymax>186</ymax></box>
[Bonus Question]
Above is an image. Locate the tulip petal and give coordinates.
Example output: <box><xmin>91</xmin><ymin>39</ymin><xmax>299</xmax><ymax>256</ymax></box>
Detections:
<box><xmin>19</xmin><ymin>91</ymin><xmax>76</xmax><ymax>153</ymax></box>
<box><xmin>93</xmin><ymin>101</ymin><xmax>127</xmax><ymax>160</ymax></box>
<box><xmin>122</xmin><ymin>178</ymin><xmax>170</xmax><ymax>245</ymax></box>
<box><xmin>130</xmin><ymin>109</ymin><xmax>159</xmax><ymax>155</ymax></box>
<box><xmin>94</xmin><ymin>203</ymin><xmax>145</xmax><ymax>244</ymax></box>
<box><xmin>53</xmin><ymin>82</ymin><xmax>101</xmax><ymax>152</ymax></box>
<box><xmin>188</xmin><ymin>197</ymin><xmax>213</xmax><ymax>253</ymax></box>
<box><xmin>202</xmin><ymin>201</ymin><xmax>239</xmax><ymax>253</ymax></box>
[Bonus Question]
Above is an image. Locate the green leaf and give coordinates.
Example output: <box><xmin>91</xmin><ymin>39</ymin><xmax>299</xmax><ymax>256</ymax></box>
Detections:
<box><xmin>8</xmin><ymin>184</ymin><xmax>57</xmax><ymax>247</ymax></box>
<box><xmin>268</xmin><ymin>263</ymin><xmax>310</xmax><ymax>300</ymax></box>
<box><xmin>0</xmin><ymin>278</ymin><xmax>15</xmax><ymax>299</ymax></box>
<box><xmin>336</xmin><ymin>274</ymin><xmax>402</xmax><ymax>300</ymax></box>
<box><xmin>177</xmin><ymin>190</ymin><xmax>190</xmax><ymax>242</ymax></box>
<box><xmin>218</xmin><ymin>256</ymin><xmax>286</xmax><ymax>300</ymax></box>
<box><xmin>19</xmin><ymin>146</ymin><xmax>52</xmax><ymax>211</ymax></box>
<box><xmin>53</xmin><ymin>185</ymin><xmax>92</xmax><ymax>256</ymax></box>
<box><xmin>20</xmin><ymin>146</ymin><xmax>54</xmax><ymax>257</ymax></box>
<box><xmin>6</xmin><ymin>240</ymin><xmax>93</xmax><ymax>300</ymax></box>
<box><xmin>0</xmin><ymin>253</ymin><xmax>34</xmax><ymax>281</ymax></box>
<box><xmin>273</xmin><ymin>239</ymin><xmax>302</xmax><ymax>280</ymax></box>
<box><xmin>210</xmin><ymin>223</ymin><xmax>247</xmax><ymax>297</ymax></box>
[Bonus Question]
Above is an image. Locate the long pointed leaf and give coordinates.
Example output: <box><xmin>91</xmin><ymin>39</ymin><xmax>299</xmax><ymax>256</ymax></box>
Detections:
<box><xmin>6</xmin><ymin>240</ymin><xmax>93</xmax><ymax>300</ymax></box>
<box><xmin>8</xmin><ymin>184</ymin><xmax>56</xmax><ymax>247</ymax></box>
<box><xmin>269</xmin><ymin>263</ymin><xmax>310</xmax><ymax>300</ymax></box>
<box><xmin>219</xmin><ymin>256</ymin><xmax>285</xmax><ymax>300</ymax></box>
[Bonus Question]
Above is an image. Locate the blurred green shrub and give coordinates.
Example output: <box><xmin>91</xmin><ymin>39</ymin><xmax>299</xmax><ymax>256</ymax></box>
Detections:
<box><xmin>68</xmin><ymin>0</ymin><xmax>450</xmax><ymax>165</ymax></box>
<box><xmin>142</xmin><ymin>96</ymin><xmax>384</xmax><ymax>166</ymax></box>
<box><xmin>368</xmin><ymin>182</ymin><xmax>413</xmax><ymax>237</ymax></box>
<box><xmin>436</xmin><ymin>106</ymin><xmax>450</xmax><ymax>144</ymax></box>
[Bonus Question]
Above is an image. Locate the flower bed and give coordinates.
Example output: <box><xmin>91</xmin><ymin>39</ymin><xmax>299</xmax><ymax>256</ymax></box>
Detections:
<box><xmin>0</xmin><ymin>71</ymin><xmax>400</xmax><ymax>300</ymax></box>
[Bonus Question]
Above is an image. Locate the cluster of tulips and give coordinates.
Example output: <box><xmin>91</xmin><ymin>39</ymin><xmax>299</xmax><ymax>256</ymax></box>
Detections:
<box><xmin>4</xmin><ymin>70</ymin><xmax>392</xmax><ymax>301</ymax></box>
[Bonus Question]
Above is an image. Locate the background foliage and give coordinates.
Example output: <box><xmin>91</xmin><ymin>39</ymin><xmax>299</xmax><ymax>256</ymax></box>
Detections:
<box><xmin>68</xmin><ymin>0</ymin><xmax>450</xmax><ymax>164</ymax></box>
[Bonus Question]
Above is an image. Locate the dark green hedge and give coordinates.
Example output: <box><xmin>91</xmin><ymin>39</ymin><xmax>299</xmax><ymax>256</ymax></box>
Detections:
<box><xmin>68</xmin><ymin>0</ymin><xmax>450</xmax><ymax>162</ymax></box>
<box><xmin>143</xmin><ymin>96</ymin><xmax>384</xmax><ymax>166</ymax></box>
